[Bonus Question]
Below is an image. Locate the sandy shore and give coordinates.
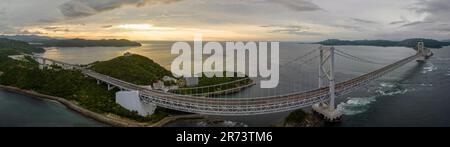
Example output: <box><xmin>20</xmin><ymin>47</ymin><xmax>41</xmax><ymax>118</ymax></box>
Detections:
<box><xmin>0</xmin><ymin>85</ymin><xmax>204</xmax><ymax>127</ymax></box>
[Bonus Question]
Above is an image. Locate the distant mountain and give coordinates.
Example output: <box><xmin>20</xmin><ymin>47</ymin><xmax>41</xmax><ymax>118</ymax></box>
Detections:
<box><xmin>0</xmin><ymin>35</ymin><xmax>141</xmax><ymax>47</ymax></box>
<box><xmin>442</xmin><ymin>39</ymin><xmax>450</xmax><ymax>42</ymax></box>
<box><xmin>316</xmin><ymin>38</ymin><xmax>450</xmax><ymax>49</ymax></box>
<box><xmin>38</xmin><ymin>38</ymin><xmax>142</xmax><ymax>47</ymax></box>
<box><xmin>0</xmin><ymin>38</ymin><xmax>45</xmax><ymax>56</ymax></box>
<box><xmin>0</xmin><ymin>35</ymin><xmax>56</xmax><ymax>43</ymax></box>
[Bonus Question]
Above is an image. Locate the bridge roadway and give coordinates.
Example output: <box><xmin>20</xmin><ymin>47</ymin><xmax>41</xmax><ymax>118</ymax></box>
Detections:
<box><xmin>74</xmin><ymin>53</ymin><xmax>420</xmax><ymax>115</ymax></box>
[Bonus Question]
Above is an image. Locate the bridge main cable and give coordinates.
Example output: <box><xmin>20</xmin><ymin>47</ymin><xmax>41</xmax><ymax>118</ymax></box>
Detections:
<box><xmin>27</xmin><ymin>51</ymin><xmax>422</xmax><ymax>115</ymax></box>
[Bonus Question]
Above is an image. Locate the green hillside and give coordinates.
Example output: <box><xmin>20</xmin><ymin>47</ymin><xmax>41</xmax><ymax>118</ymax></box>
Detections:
<box><xmin>0</xmin><ymin>55</ymin><xmax>178</xmax><ymax>122</ymax></box>
<box><xmin>0</xmin><ymin>38</ymin><xmax>45</xmax><ymax>56</ymax></box>
<box><xmin>90</xmin><ymin>54</ymin><xmax>172</xmax><ymax>85</ymax></box>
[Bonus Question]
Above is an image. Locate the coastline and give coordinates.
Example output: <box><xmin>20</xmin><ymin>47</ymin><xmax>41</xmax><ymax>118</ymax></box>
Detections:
<box><xmin>0</xmin><ymin>85</ymin><xmax>204</xmax><ymax>127</ymax></box>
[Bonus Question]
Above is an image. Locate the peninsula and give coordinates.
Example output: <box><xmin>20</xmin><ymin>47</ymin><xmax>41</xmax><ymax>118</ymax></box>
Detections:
<box><xmin>0</xmin><ymin>35</ymin><xmax>141</xmax><ymax>47</ymax></box>
<box><xmin>315</xmin><ymin>38</ymin><xmax>450</xmax><ymax>49</ymax></box>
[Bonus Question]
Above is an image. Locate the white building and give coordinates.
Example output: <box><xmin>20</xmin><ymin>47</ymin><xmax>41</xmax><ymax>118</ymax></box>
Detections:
<box><xmin>115</xmin><ymin>91</ymin><xmax>156</xmax><ymax>116</ymax></box>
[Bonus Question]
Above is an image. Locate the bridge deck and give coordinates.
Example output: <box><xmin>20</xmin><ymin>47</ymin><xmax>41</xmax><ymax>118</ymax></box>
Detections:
<box><xmin>30</xmin><ymin>53</ymin><xmax>420</xmax><ymax>115</ymax></box>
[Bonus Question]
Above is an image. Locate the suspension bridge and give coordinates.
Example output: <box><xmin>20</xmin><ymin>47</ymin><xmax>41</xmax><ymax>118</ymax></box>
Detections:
<box><xmin>27</xmin><ymin>42</ymin><xmax>432</xmax><ymax>121</ymax></box>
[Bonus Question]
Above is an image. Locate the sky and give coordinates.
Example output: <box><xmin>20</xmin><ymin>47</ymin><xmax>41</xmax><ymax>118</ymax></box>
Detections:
<box><xmin>0</xmin><ymin>0</ymin><xmax>449</xmax><ymax>41</ymax></box>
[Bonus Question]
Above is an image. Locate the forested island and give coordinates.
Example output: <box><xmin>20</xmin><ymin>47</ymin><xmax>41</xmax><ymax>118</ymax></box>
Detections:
<box><xmin>89</xmin><ymin>54</ymin><xmax>172</xmax><ymax>85</ymax></box>
<box><xmin>37</xmin><ymin>38</ymin><xmax>142</xmax><ymax>47</ymax></box>
<box><xmin>0</xmin><ymin>35</ymin><xmax>141</xmax><ymax>47</ymax></box>
<box><xmin>316</xmin><ymin>38</ymin><xmax>450</xmax><ymax>49</ymax></box>
<box><xmin>89</xmin><ymin>53</ymin><xmax>253</xmax><ymax>96</ymax></box>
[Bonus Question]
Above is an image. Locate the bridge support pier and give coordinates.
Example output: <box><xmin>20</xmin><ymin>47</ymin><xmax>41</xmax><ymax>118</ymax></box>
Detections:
<box><xmin>107</xmin><ymin>84</ymin><xmax>115</xmax><ymax>91</ymax></box>
<box><xmin>416</xmin><ymin>41</ymin><xmax>433</xmax><ymax>62</ymax></box>
<box><xmin>39</xmin><ymin>58</ymin><xmax>48</xmax><ymax>70</ymax></box>
<box><xmin>116</xmin><ymin>91</ymin><xmax>156</xmax><ymax>116</ymax></box>
<box><xmin>312</xmin><ymin>103</ymin><xmax>342</xmax><ymax>122</ymax></box>
<box><xmin>46</xmin><ymin>59</ymin><xmax>54</xmax><ymax>69</ymax></box>
<box><xmin>314</xmin><ymin>46</ymin><xmax>342</xmax><ymax>122</ymax></box>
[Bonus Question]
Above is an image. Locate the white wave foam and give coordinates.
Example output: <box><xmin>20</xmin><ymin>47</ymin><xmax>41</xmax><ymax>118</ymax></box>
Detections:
<box><xmin>422</xmin><ymin>63</ymin><xmax>437</xmax><ymax>74</ymax></box>
<box><xmin>337</xmin><ymin>96</ymin><xmax>376</xmax><ymax>115</ymax></box>
<box><xmin>375</xmin><ymin>89</ymin><xmax>409</xmax><ymax>96</ymax></box>
<box><xmin>419</xmin><ymin>83</ymin><xmax>433</xmax><ymax>87</ymax></box>
<box><xmin>380</xmin><ymin>82</ymin><xmax>395</xmax><ymax>88</ymax></box>
<box><xmin>338</xmin><ymin>84</ymin><xmax>411</xmax><ymax>116</ymax></box>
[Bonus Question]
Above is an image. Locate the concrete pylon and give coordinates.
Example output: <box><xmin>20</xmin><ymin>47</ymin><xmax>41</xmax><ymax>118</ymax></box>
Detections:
<box><xmin>107</xmin><ymin>84</ymin><xmax>115</xmax><ymax>91</ymax></box>
<box><xmin>313</xmin><ymin>46</ymin><xmax>342</xmax><ymax>122</ymax></box>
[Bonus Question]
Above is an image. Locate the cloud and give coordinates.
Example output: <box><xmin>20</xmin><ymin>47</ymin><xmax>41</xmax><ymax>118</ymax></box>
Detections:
<box><xmin>0</xmin><ymin>25</ymin><xmax>12</xmax><ymax>34</ymax></box>
<box><xmin>375</xmin><ymin>0</ymin><xmax>450</xmax><ymax>40</ymax></box>
<box><xmin>400</xmin><ymin>20</ymin><xmax>432</xmax><ymax>27</ymax></box>
<box><xmin>390</xmin><ymin>17</ymin><xmax>409</xmax><ymax>25</ymax></box>
<box><xmin>41</xmin><ymin>26</ymin><xmax>71</xmax><ymax>32</ymax></box>
<box><xmin>59</xmin><ymin>0</ymin><xmax>183</xmax><ymax>18</ymax></box>
<box><xmin>435</xmin><ymin>24</ymin><xmax>450</xmax><ymax>31</ymax></box>
<box><xmin>413</xmin><ymin>0</ymin><xmax>450</xmax><ymax>14</ymax></box>
<box><xmin>59</xmin><ymin>0</ymin><xmax>321</xmax><ymax>19</ymax></box>
<box><xmin>330</xmin><ymin>24</ymin><xmax>364</xmax><ymax>31</ymax></box>
<box><xmin>267</xmin><ymin>0</ymin><xmax>322</xmax><ymax>12</ymax></box>
<box><xmin>101</xmin><ymin>25</ymin><xmax>113</xmax><ymax>28</ymax></box>
<box><xmin>351</xmin><ymin>18</ymin><xmax>377</xmax><ymax>24</ymax></box>
<box><xmin>18</xmin><ymin>30</ymin><xmax>46</xmax><ymax>35</ymax></box>
<box><xmin>390</xmin><ymin>20</ymin><xmax>408</xmax><ymax>25</ymax></box>
<box><xmin>262</xmin><ymin>24</ymin><xmax>322</xmax><ymax>36</ymax></box>
<box><xmin>411</xmin><ymin>0</ymin><xmax>450</xmax><ymax>23</ymax></box>
<box><xmin>37</xmin><ymin>18</ymin><xmax>61</xmax><ymax>23</ymax></box>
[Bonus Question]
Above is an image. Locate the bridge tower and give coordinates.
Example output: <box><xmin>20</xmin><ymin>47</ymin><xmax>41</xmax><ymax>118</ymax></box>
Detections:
<box><xmin>417</xmin><ymin>41</ymin><xmax>425</xmax><ymax>54</ymax></box>
<box><xmin>416</xmin><ymin>41</ymin><xmax>433</xmax><ymax>62</ymax></box>
<box><xmin>313</xmin><ymin>46</ymin><xmax>342</xmax><ymax>122</ymax></box>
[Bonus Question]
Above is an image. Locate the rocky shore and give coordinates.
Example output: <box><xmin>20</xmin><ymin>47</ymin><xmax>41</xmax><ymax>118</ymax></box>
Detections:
<box><xmin>283</xmin><ymin>113</ymin><xmax>324</xmax><ymax>127</ymax></box>
<box><xmin>273</xmin><ymin>109</ymin><xmax>325</xmax><ymax>127</ymax></box>
<box><xmin>0</xmin><ymin>85</ymin><xmax>204</xmax><ymax>127</ymax></box>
